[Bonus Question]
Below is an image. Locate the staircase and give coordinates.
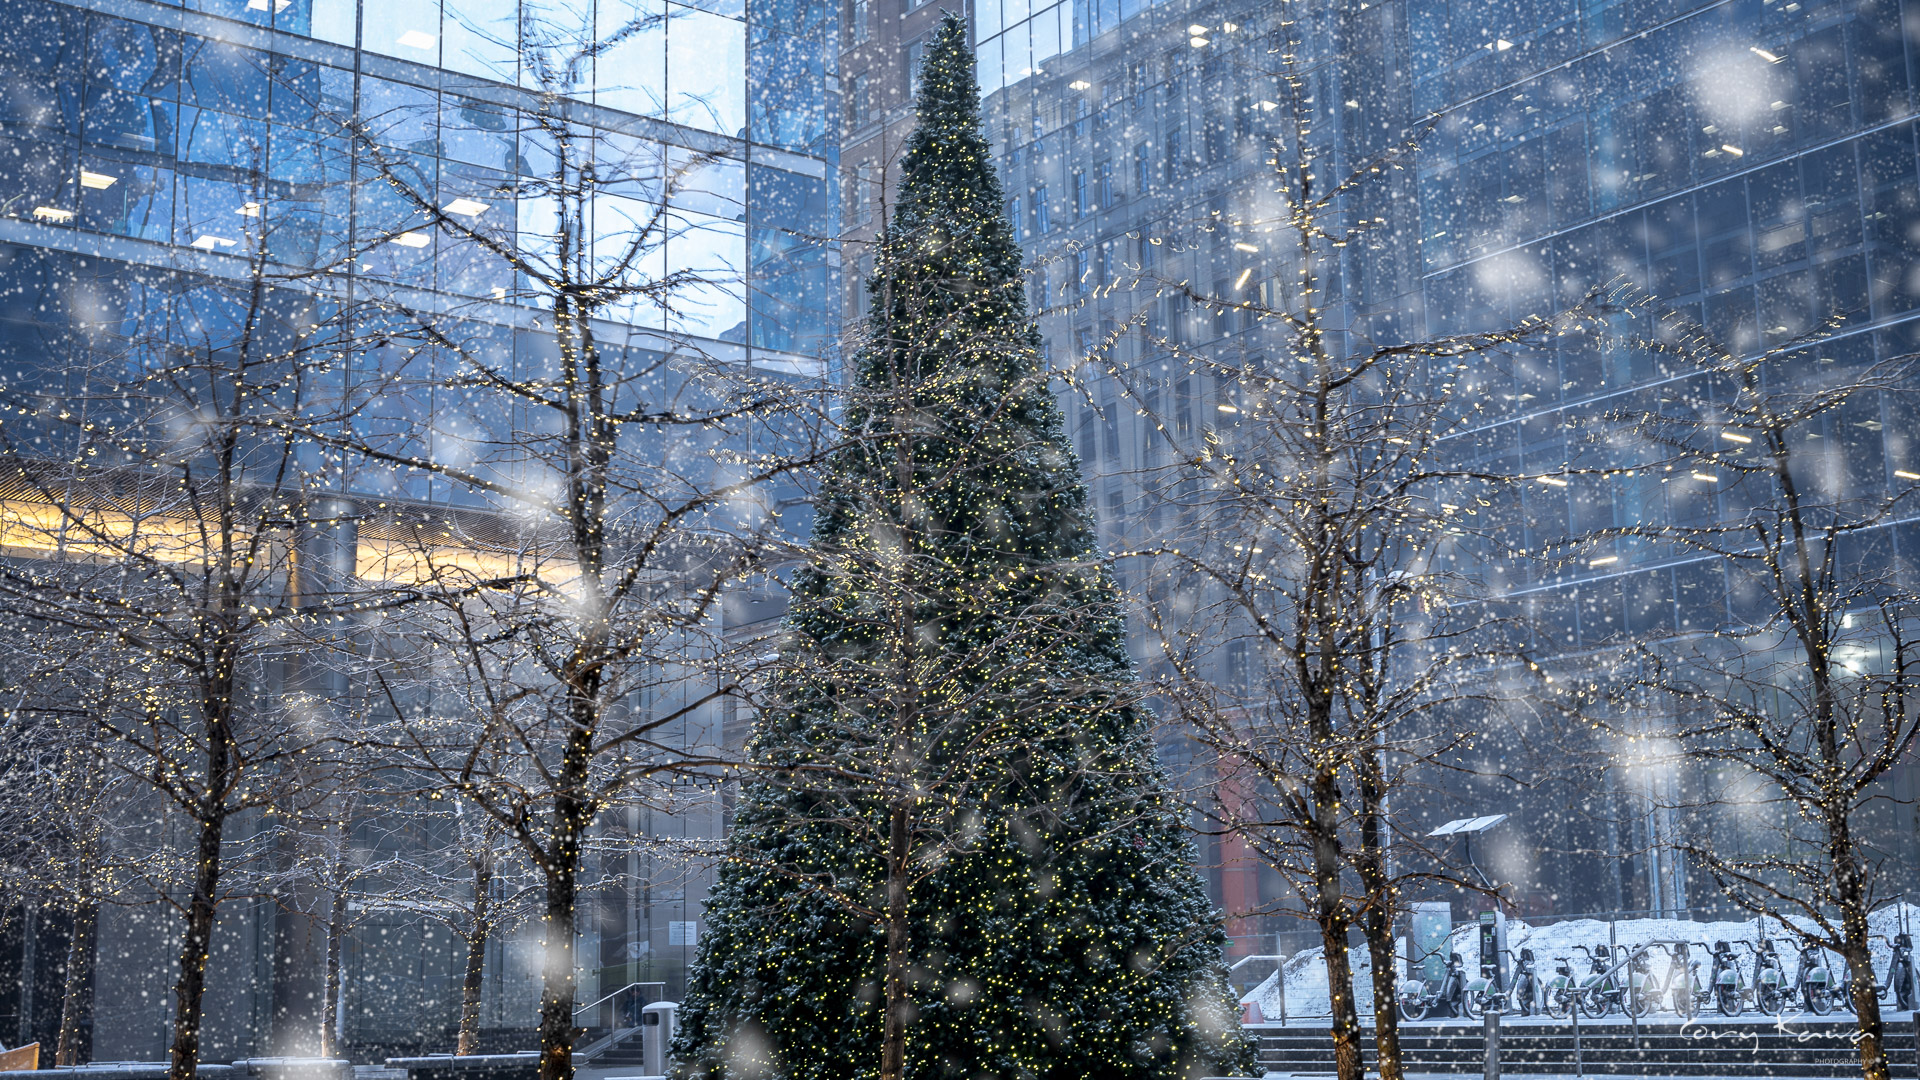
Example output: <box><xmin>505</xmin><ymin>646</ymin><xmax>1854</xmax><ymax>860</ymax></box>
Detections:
<box><xmin>585</xmin><ymin>1030</ymin><xmax>649</xmax><ymax>1069</ymax></box>
<box><xmin>1254</xmin><ymin>1017</ymin><xmax>1920</xmax><ymax>1077</ymax></box>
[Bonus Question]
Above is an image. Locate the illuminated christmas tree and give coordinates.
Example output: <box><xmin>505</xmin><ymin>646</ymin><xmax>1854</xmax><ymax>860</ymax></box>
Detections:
<box><xmin>672</xmin><ymin>16</ymin><xmax>1250</xmax><ymax>1079</ymax></box>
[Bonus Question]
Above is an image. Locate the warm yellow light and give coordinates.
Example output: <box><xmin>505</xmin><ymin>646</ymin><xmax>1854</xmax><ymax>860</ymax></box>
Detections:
<box><xmin>1751</xmin><ymin>46</ymin><xmax>1782</xmax><ymax>63</ymax></box>
<box><xmin>1721</xmin><ymin>431</ymin><xmax>1752</xmax><ymax>443</ymax></box>
<box><xmin>1233</xmin><ymin>267</ymin><xmax>1253</xmax><ymax>290</ymax></box>
<box><xmin>1537</xmin><ymin>476</ymin><xmax>1568</xmax><ymax>487</ymax></box>
<box><xmin>1590</xmin><ymin>556</ymin><xmax>1618</xmax><ymax>567</ymax></box>
<box><xmin>1693</xmin><ymin>472</ymin><xmax>1719</xmax><ymax>482</ymax></box>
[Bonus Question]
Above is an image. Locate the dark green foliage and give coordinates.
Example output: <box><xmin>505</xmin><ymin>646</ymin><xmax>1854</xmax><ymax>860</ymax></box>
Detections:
<box><xmin>672</xmin><ymin>17</ymin><xmax>1251</xmax><ymax>1079</ymax></box>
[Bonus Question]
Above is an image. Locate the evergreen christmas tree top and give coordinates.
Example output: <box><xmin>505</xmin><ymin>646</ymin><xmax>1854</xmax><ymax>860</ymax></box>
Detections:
<box><xmin>672</xmin><ymin>18</ymin><xmax>1252</xmax><ymax>1079</ymax></box>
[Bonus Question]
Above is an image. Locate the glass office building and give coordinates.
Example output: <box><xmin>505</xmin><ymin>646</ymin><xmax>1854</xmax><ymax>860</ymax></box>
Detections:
<box><xmin>0</xmin><ymin>0</ymin><xmax>837</xmax><ymax>1056</ymax></box>
<box><xmin>977</xmin><ymin>0</ymin><xmax>1920</xmax><ymax>950</ymax></box>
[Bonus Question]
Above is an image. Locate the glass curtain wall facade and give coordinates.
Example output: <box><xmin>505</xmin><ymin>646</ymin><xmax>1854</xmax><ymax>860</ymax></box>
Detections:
<box><xmin>0</xmin><ymin>0</ymin><xmax>836</xmax><ymax>1057</ymax></box>
<box><xmin>978</xmin><ymin>0</ymin><xmax>1920</xmax><ymax>953</ymax></box>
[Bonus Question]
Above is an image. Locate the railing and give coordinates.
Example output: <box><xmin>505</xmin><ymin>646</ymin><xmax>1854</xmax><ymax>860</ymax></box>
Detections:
<box><xmin>572</xmin><ymin>982</ymin><xmax>666</xmax><ymax>1031</ymax></box>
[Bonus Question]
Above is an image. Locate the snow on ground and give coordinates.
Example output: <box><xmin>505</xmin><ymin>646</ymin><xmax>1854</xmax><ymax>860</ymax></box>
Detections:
<box><xmin>1241</xmin><ymin>904</ymin><xmax>1918</xmax><ymax>1023</ymax></box>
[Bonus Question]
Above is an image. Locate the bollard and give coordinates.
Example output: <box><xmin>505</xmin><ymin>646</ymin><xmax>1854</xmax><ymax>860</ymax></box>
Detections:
<box><xmin>1482</xmin><ymin>1007</ymin><xmax>1500</xmax><ymax>1080</ymax></box>
<box><xmin>1570</xmin><ymin>992</ymin><xmax>1584</xmax><ymax>1080</ymax></box>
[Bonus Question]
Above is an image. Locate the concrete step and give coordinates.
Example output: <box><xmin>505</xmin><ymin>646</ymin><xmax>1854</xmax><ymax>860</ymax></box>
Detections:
<box><xmin>1251</xmin><ymin>1017</ymin><xmax>1920</xmax><ymax>1078</ymax></box>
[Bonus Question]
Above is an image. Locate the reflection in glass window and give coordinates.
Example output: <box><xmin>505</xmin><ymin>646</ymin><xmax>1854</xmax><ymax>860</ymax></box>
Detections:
<box><xmin>363</xmin><ymin>0</ymin><xmax>443</xmax><ymax>63</ymax></box>
<box><xmin>668</xmin><ymin>5</ymin><xmax>741</xmax><ymax>134</ymax></box>
<box><xmin>596</xmin><ymin>0</ymin><xmax>667</xmax><ymax>119</ymax></box>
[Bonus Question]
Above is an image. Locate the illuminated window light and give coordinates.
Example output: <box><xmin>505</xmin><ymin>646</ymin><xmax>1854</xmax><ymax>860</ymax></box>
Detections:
<box><xmin>442</xmin><ymin>198</ymin><xmax>490</xmax><ymax>217</ymax></box>
<box><xmin>391</xmin><ymin>231</ymin><xmax>431</xmax><ymax>248</ymax></box>
<box><xmin>1590</xmin><ymin>555</ymin><xmax>1618</xmax><ymax>567</ymax></box>
<box><xmin>190</xmin><ymin>234</ymin><xmax>236</xmax><ymax>250</ymax></box>
<box><xmin>1258</xmin><ymin>100</ymin><xmax>1278</xmax><ymax>111</ymax></box>
<box><xmin>1693</xmin><ymin>472</ymin><xmax>1718</xmax><ymax>482</ymax></box>
<box><xmin>1217</xmin><ymin>403</ymin><xmax>1238</xmax><ymax>413</ymax></box>
<box><xmin>1232</xmin><ymin>242</ymin><xmax>1258</xmax><ymax>252</ymax></box>
<box><xmin>1536</xmin><ymin>475</ymin><xmax>1568</xmax><ymax>487</ymax></box>
<box><xmin>1721</xmin><ymin>144</ymin><xmax>1745</xmax><ymax>157</ymax></box>
<box><xmin>1187</xmin><ymin>23</ymin><xmax>1208</xmax><ymax>34</ymax></box>
<box><xmin>1233</xmin><ymin>267</ymin><xmax>1253</xmax><ymax>290</ymax></box>
<box><xmin>1750</xmin><ymin>46</ymin><xmax>1782</xmax><ymax>63</ymax></box>
<box><xmin>1896</xmin><ymin>470</ymin><xmax>1920</xmax><ymax>481</ymax></box>
<box><xmin>396</xmin><ymin>29</ymin><xmax>436</xmax><ymax>49</ymax></box>
<box><xmin>1221</xmin><ymin>20</ymin><xmax>1237</xmax><ymax>31</ymax></box>
<box><xmin>237</xmin><ymin>201</ymin><xmax>262</xmax><ymax>217</ymax></box>
<box><xmin>32</xmin><ymin>206</ymin><xmax>73</xmax><ymax>222</ymax></box>
<box><xmin>1721</xmin><ymin>431</ymin><xmax>1752</xmax><ymax>444</ymax></box>
<box><xmin>1493</xmin><ymin>38</ymin><xmax>1513</xmax><ymax>50</ymax></box>
<box><xmin>1189</xmin><ymin>35</ymin><xmax>1208</xmax><ymax>47</ymax></box>
<box><xmin>491</xmin><ymin>286</ymin><xmax>508</xmax><ymax>300</ymax></box>
<box><xmin>1069</xmin><ymin>80</ymin><xmax>1090</xmax><ymax>90</ymax></box>
<box><xmin>79</xmin><ymin>171</ymin><xmax>117</xmax><ymax>190</ymax></box>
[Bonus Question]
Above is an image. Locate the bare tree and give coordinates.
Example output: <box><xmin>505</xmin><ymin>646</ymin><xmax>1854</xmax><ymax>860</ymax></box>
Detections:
<box><xmin>0</xmin><ymin>172</ymin><xmax>392</xmax><ymax>1080</ymax></box>
<box><xmin>280</xmin><ymin>9</ymin><xmax>830</xmax><ymax>1076</ymax></box>
<box><xmin>0</xmin><ymin>644</ymin><xmax>160</xmax><ymax>1066</ymax></box>
<box><xmin>1091</xmin><ymin>40</ymin><xmax>1595</xmax><ymax>1080</ymax></box>
<box><xmin>1576</xmin><ymin>299</ymin><xmax>1920</xmax><ymax>1080</ymax></box>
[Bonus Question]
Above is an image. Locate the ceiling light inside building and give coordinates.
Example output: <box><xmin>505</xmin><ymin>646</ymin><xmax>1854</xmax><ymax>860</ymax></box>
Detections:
<box><xmin>237</xmin><ymin>201</ymin><xmax>262</xmax><ymax>216</ymax></box>
<box><xmin>32</xmin><ymin>206</ymin><xmax>74</xmax><ymax>222</ymax></box>
<box><xmin>1190</xmin><ymin>35</ymin><xmax>1208</xmax><ymax>47</ymax></box>
<box><xmin>443</xmin><ymin>198</ymin><xmax>490</xmax><ymax>217</ymax></box>
<box><xmin>190</xmin><ymin>234</ymin><xmax>236</xmax><ymax>250</ymax></box>
<box><xmin>1750</xmin><ymin>46</ymin><xmax>1782</xmax><ymax>62</ymax></box>
<box><xmin>1188</xmin><ymin>23</ymin><xmax>1208</xmax><ymax>33</ymax></box>
<box><xmin>1233</xmin><ymin>242</ymin><xmax>1258</xmax><ymax>252</ymax></box>
<box><xmin>1494</xmin><ymin>38</ymin><xmax>1513</xmax><ymax>50</ymax></box>
<box><xmin>80</xmin><ymin>171</ymin><xmax>117</xmax><ymax>190</ymax></box>
<box><xmin>1069</xmin><ymin>79</ymin><xmax>1090</xmax><ymax>90</ymax></box>
<box><xmin>392</xmin><ymin>231</ymin><xmax>431</xmax><ymax>248</ymax></box>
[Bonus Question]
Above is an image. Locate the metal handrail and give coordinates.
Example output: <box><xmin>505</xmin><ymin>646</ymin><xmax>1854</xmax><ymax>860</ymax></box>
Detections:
<box><xmin>572</xmin><ymin>981</ymin><xmax>666</xmax><ymax>1020</ymax></box>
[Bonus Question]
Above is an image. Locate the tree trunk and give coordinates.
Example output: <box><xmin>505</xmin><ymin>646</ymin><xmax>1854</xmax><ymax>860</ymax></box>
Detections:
<box><xmin>1310</xmin><ymin>767</ymin><xmax>1364</xmax><ymax>1080</ymax></box>
<box><xmin>319</xmin><ymin>869</ymin><xmax>350</xmax><ymax>1058</ymax></box>
<box><xmin>1356</xmin><ymin>751</ymin><xmax>1402</xmax><ymax>1080</ymax></box>
<box><xmin>538</xmin><ymin>703</ymin><xmax>595</xmax><ymax>1080</ymax></box>
<box><xmin>168</xmin><ymin>809</ymin><xmax>226</xmax><ymax>1080</ymax></box>
<box><xmin>56</xmin><ymin>899</ymin><xmax>96</xmax><ymax>1067</ymax></box>
<box><xmin>537</xmin><ymin>858</ymin><xmax>578</xmax><ymax>1080</ymax></box>
<box><xmin>1830</xmin><ymin>814</ymin><xmax>1890</xmax><ymax>1080</ymax></box>
<box><xmin>457</xmin><ymin>847</ymin><xmax>495</xmax><ymax>1056</ymax></box>
<box><xmin>880</xmin><ymin>803</ymin><xmax>910</xmax><ymax>1080</ymax></box>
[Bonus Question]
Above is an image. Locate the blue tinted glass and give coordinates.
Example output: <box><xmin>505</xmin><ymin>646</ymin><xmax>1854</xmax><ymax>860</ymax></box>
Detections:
<box><xmin>748</xmin><ymin>161</ymin><xmax>829</xmax><ymax>236</ymax></box>
<box><xmin>748</xmin><ymin>26</ymin><xmax>828</xmax><ymax>156</ymax></box>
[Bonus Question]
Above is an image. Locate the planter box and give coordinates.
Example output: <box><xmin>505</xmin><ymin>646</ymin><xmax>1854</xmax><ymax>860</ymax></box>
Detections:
<box><xmin>0</xmin><ymin>1065</ymin><xmax>237</xmax><ymax>1080</ymax></box>
<box><xmin>383</xmin><ymin>1054</ymin><xmax>540</xmax><ymax>1080</ymax></box>
<box><xmin>231</xmin><ymin>1059</ymin><xmax>352</xmax><ymax>1080</ymax></box>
